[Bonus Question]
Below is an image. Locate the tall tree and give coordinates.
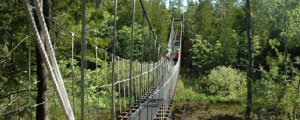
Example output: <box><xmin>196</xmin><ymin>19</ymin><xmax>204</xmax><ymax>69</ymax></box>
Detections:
<box><xmin>284</xmin><ymin>0</ymin><xmax>288</xmax><ymax>81</ymax></box>
<box><xmin>35</xmin><ymin>0</ymin><xmax>50</xmax><ymax>119</ymax></box>
<box><xmin>246</xmin><ymin>0</ymin><xmax>252</xmax><ymax>119</ymax></box>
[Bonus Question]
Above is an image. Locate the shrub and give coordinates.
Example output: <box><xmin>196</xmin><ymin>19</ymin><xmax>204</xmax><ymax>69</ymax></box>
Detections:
<box><xmin>203</xmin><ymin>66</ymin><xmax>246</xmax><ymax>100</ymax></box>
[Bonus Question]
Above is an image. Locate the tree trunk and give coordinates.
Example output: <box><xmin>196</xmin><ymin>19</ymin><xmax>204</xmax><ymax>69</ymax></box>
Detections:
<box><xmin>246</xmin><ymin>0</ymin><xmax>252</xmax><ymax>119</ymax></box>
<box><xmin>35</xmin><ymin>0</ymin><xmax>50</xmax><ymax>119</ymax></box>
<box><xmin>284</xmin><ymin>0</ymin><xmax>288</xmax><ymax>81</ymax></box>
<box><xmin>96</xmin><ymin>0</ymin><xmax>101</xmax><ymax>9</ymax></box>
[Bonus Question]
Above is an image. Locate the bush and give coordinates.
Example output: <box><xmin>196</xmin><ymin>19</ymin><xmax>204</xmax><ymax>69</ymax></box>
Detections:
<box><xmin>203</xmin><ymin>66</ymin><xmax>246</xmax><ymax>100</ymax></box>
<box><xmin>174</xmin><ymin>78</ymin><xmax>207</xmax><ymax>101</ymax></box>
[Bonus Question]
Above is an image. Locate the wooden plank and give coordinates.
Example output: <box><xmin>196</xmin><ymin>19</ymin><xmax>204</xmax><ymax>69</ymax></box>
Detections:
<box><xmin>154</xmin><ymin>117</ymin><xmax>169</xmax><ymax>120</ymax></box>
<box><xmin>122</xmin><ymin>112</ymin><xmax>133</xmax><ymax>115</ymax></box>
<box><xmin>117</xmin><ymin>116</ymin><xmax>129</xmax><ymax>119</ymax></box>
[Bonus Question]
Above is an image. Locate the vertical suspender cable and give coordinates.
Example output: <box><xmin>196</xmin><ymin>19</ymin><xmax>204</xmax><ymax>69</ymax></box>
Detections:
<box><xmin>85</xmin><ymin>41</ymin><xmax>90</xmax><ymax>119</ymax></box>
<box><xmin>139</xmin><ymin>12</ymin><xmax>144</xmax><ymax>119</ymax></box>
<box><xmin>71</xmin><ymin>32</ymin><xmax>75</xmax><ymax>115</ymax></box>
<box><xmin>81</xmin><ymin>0</ymin><xmax>86</xmax><ymax>119</ymax></box>
<box><xmin>22</xmin><ymin>0</ymin><xmax>71</xmax><ymax>119</ymax></box>
<box><xmin>137</xmin><ymin>63</ymin><xmax>140</xmax><ymax>101</ymax></box>
<box><xmin>132</xmin><ymin>63</ymin><xmax>134</xmax><ymax>104</ymax></box>
<box><xmin>118</xmin><ymin>57</ymin><xmax>121</xmax><ymax>114</ymax></box>
<box><xmin>112</xmin><ymin>0</ymin><xmax>117</xmax><ymax>119</ymax></box>
<box><xmin>144</xmin><ymin>64</ymin><xmax>146</xmax><ymax>95</ymax></box>
<box><xmin>131</xmin><ymin>63</ymin><xmax>133</xmax><ymax>105</ymax></box>
<box><xmin>53</xmin><ymin>22</ymin><xmax>56</xmax><ymax>50</ymax></box>
<box><xmin>147</xmin><ymin>26</ymin><xmax>152</xmax><ymax>120</ymax></box>
<box><xmin>157</xmin><ymin>44</ymin><xmax>160</xmax><ymax>87</ymax></box>
<box><xmin>148</xmin><ymin>27</ymin><xmax>152</xmax><ymax>92</ymax></box>
<box><xmin>53</xmin><ymin>21</ymin><xmax>59</xmax><ymax>119</ymax></box>
<box><xmin>111</xmin><ymin>54</ymin><xmax>116</xmax><ymax>119</ymax></box>
<box><xmin>163</xmin><ymin>59</ymin><xmax>165</xmax><ymax>119</ymax></box>
<box><xmin>135</xmin><ymin>63</ymin><xmax>137</xmax><ymax>103</ymax></box>
<box><xmin>123</xmin><ymin>59</ymin><xmax>126</xmax><ymax>111</ymax></box>
<box><xmin>129</xmin><ymin>0</ymin><xmax>136</xmax><ymax>118</ymax></box>
<box><xmin>105</xmin><ymin>52</ymin><xmax>108</xmax><ymax>116</ymax></box>
<box><xmin>153</xmin><ymin>38</ymin><xmax>156</xmax><ymax>88</ymax></box>
<box><xmin>28</xmin><ymin>24</ymin><xmax>33</xmax><ymax>120</ymax></box>
<box><xmin>96</xmin><ymin>47</ymin><xmax>101</xmax><ymax>119</ymax></box>
<box><xmin>128</xmin><ymin>62</ymin><xmax>130</xmax><ymax>102</ymax></box>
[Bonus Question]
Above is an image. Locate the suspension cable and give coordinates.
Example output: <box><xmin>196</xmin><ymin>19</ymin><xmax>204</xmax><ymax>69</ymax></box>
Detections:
<box><xmin>104</xmin><ymin>51</ymin><xmax>108</xmax><ymax>117</ymax></box>
<box><xmin>32</xmin><ymin>0</ymin><xmax>74</xmax><ymax>117</ymax></box>
<box><xmin>153</xmin><ymin>38</ymin><xmax>156</xmax><ymax>85</ymax></box>
<box><xmin>85</xmin><ymin>41</ymin><xmax>90</xmax><ymax>120</ymax></box>
<box><xmin>139</xmin><ymin>12</ymin><xmax>145</xmax><ymax>118</ymax></box>
<box><xmin>138</xmin><ymin>0</ymin><xmax>156</xmax><ymax>41</ymax></box>
<box><xmin>135</xmin><ymin>62</ymin><xmax>137</xmax><ymax>103</ymax></box>
<box><xmin>118</xmin><ymin>57</ymin><xmax>121</xmax><ymax>115</ymax></box>
<box><xmin>123</xmin><ymin>59</ymin><xmax>126</xmax><ymax>112</ymax></box>
<box><xmin>96</xmin><ymin>46</ymin><xmax>101</xmax><ymax>119</ymax></box>
<box><xmin>21</xmin><ymin>0</ymin><xmax>71</xmax><ymax>119</ymax></box>
<box><xmin>129</xmin><ymin>0</ymin><xmax>136</xmax><ymax>118</ymax></box>
<box><xmin>71</xmin><ymin>32</ymin><xmax>75</xmax><ymax>116</ymax></box>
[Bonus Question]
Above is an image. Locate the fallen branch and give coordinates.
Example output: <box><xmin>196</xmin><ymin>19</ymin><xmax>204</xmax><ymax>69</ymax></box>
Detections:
<box><xmin>0</xmin><ymin>89</ymin><xmax>37</xmax><ymax>100</ymax></box>
<box><xmin>0</xmin><ymin>8</ymin><xmax>24</xmax><ymax>13</ymax></box>
<box><xmin>0</xmin><ymin>36</ymin><xmax>29</xmax><ymax>64</ymax></box>
<box><xmin>1</xmin><ymin>90</ymin><xmax>25</xmax><ymax>111</ymax></box>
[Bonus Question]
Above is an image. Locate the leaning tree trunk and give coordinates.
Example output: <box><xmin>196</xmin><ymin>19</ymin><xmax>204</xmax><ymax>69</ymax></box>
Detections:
<box><xmin>246</xmin><ymin>0</ymin><xmax>252</xmax><ymax>119</ymax></box>
<box><xmin>35</xmin><ymin>0</ymin><xmax>50</xmax><ymax>119</ymax></box>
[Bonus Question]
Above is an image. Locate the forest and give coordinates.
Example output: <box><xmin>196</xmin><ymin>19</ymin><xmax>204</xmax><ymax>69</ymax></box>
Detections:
<box><xmin>1</xmin><ymin>0</ymin><xmax>300</xmax><ymax>120</ymax></box>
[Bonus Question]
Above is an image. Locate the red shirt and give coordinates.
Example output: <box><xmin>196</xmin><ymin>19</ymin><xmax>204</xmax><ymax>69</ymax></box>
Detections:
<box><xmin>175</xmin><ymin>53</ymin><xmax>180</xmax><ymax>60</ymax></box>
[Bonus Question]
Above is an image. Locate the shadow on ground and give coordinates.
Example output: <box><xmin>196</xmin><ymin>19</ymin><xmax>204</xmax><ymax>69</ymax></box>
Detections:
<box><xmin>171</xmin><ymin>101</ymin><xmax>244</xmax><ymax>120</ymax></box>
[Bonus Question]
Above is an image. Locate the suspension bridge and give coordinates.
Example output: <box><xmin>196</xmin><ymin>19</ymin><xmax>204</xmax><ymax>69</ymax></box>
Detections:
<box><xmin>0</xmin><ymin>0</ymin><xmax>183</xmax><ymax>119</ymax></box>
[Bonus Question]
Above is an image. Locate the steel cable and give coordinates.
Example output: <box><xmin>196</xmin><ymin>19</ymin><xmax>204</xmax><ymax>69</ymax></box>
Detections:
<box><xmin>118</xmin><ymin>57</ymin><xmax>121</xmax><ymax>115</ymax></box>
<box><xmin>71</xmin><ymin>32</ymin><xmax>75</xmax><ymax>116</ymax></box>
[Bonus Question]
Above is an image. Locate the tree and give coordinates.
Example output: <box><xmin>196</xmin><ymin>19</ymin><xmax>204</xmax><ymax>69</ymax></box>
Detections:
<box><xmin>35</xmin><ymin>0</ymin><xmax>51</xmax><ymax>119</ymax></box>
<box><xmin>246</xmin><ymin>0</ymin><xmax>252</xmax><ymax>119</ymax></box>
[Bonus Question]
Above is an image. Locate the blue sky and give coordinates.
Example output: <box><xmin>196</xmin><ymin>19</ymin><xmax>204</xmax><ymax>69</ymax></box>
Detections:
<box><xmin>165</xmin><ymin>0</ymin><xmax>200</xmax><ymax>12</ymax></box>
<box><xmin>165</xmin><ymin>0</ymin><xmax>188</xmax><ymax>9</ymax></box>
<box><xmin>165</xmin><ymin>0</ymin><xmax>243</xmax><ymax>11</ymax></box>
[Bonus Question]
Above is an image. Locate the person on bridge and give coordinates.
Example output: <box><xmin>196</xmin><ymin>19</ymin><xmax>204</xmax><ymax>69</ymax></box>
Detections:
<box><xmin>173</xmin><ymin>49</ymin><xmax>180</xmax><ymax>65</ymax></box>
<box><xmin>167</xmin><ymin>45</ymin><xmax>172</xmax><ymax>57</ymax></box>
<box><xmin>166</xmin><ymin>45</ymin><xmax>172</xmax><ymax>63</ymax></box>
<box><xmin>165</xmin><ymin>48</ymin><xmax>171</xmax><ymax>63</ymax></box>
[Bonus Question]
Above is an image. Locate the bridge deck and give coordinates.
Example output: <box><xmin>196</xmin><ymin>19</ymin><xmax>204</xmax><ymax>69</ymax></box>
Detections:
<box><xmin>117</xmin><ymin>37</ymin><xmax>180</xmax><ymax>120</ymax></box>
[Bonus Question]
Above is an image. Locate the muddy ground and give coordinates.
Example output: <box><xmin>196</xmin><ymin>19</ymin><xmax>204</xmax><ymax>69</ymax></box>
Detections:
<box><xmin>171</xmin><ymin>101</ymin><xmax>244</xmax><ymax>120</ymax></box>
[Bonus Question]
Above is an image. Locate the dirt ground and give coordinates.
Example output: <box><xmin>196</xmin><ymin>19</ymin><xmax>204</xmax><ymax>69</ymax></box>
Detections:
<box><xmin>171</xmin><ymin>101</ymin><xmax>244</xmax><ymax>120</ymax></box>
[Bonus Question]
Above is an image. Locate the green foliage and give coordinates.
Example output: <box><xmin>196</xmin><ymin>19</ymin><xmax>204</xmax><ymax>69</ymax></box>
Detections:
<box><xmin>203</xmin><ymin>66</ymin><xmax>246</xmax><ymax>101</ymax></box>
<box><xmin>175</xmin><ymin>71</ymin><xmax>246</xmax><ymax>103</ymax></box>
<box><xmin>115</xmin><ymin>23</ymin><xmax>151</xmax><ymax>60</ymax></box>
<box><xmin>117</xmin><ymin>0</ymin><xmax>171</xmax><ymax>45</ymax></box>
<box><xmin>189</xmin><ymin>35</ymin><xmax>228</xmax><ymax>74</ymax></box>
<box><xmin>181</xmin><ymin>0</ymin><xmax>300</xmax><ymax>119</ymax></box>
<box><xmin>189</xmin><ymin>31</ymin><xmax>261</xmax><ymax>74</ymax></box>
